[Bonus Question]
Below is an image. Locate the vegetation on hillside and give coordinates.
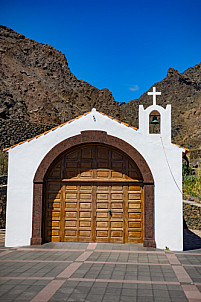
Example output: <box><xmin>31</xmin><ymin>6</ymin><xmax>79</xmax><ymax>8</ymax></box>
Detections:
<box><xmin>183</xmin><ymin>168</ymin><xmax>201</xmax><ymax>201</ymax></box>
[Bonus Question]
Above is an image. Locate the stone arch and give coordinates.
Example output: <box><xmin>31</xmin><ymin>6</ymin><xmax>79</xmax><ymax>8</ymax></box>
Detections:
<box><xmin>31</xmin><ymin>130</ymin><xmax>155</xmax><ymax>247</ymax></box>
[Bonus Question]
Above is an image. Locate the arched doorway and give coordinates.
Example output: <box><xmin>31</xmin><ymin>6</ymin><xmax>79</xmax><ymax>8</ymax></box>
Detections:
<box><xmin>43</xmin><ymin>143</ymin><xmax>143</xmax><ymax>243</ymax></box>
<box><xmin>31</xmin><ymin>131</ymin><xmax>155</xmax><ymax>247</ymax></box>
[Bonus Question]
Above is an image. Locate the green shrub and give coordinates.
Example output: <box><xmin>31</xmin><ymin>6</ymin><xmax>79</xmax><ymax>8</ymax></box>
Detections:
<box><xmin>183</xmin><ymin>169</ymin><xmax>201</xmax><ymax>200</ymax></box>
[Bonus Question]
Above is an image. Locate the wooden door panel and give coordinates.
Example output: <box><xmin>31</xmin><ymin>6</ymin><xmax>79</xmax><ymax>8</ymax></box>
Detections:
<box><xmin>45</xmin><ymin>182</ymin><xmax>62</xmax><ymax>242</ymax></box>
<box><xmin>47</xmin><ymin>161</ymin><xmax>62</xmax><ymax>179</ymax></box>
<box><xmin>96</xmin><ymin>221</ymin><xmax>109</xmax><ymax>228</ymax></box>
<box><xmin>95</xmin><ymin>186</ymin><xmax>109</xmax><ymax>242</ymax></box>
<box><xmin>127</xmin><ymin>185</ymin><xmax>143</xmax><ymax>243</ymax></box>
<box><xmin>110</xmin><ymin>185</ymin><xmax>124</xmax><ymax>243</ymax></box>
<box><xmin>95</xmin><ymin>185</ymin><xmax>124</xmax><ymax>243</ymax></box>
<box><xmin>96</xmin><ymin>212</ymin><xmax>108</xmax><ymax>218</ymax></box>
<box><xmin>64</xmin><ymin>185</ymin><xmax>78</xmax><ymax>241</ymax></box>
<box><xmin>47</xmin><ymin>144</ymin><xmax>143</xmax><ymax>182</ymax></box>
<box><xmin>77</xmin><ymin>185</ymin><xmax>93</xmax><ymax>242</ymax></box>
<box><xmin>63</xmin><ymin>185</ymin><xmax>93</xmax><ymax>242</ymax></box>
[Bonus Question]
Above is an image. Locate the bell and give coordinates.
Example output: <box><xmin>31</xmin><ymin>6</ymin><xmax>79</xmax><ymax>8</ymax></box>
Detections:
<box><xmin>151</xmin><ymin>115</ymin><xmax>159</xmax><ymax>124</ymax></box>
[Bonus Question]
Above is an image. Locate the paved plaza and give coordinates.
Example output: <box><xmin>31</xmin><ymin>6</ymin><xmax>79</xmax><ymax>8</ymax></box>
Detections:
<box><xmin>0</xmin><ymin>230</ymin><xmax>201</xmax><ymax>301</ymax></box>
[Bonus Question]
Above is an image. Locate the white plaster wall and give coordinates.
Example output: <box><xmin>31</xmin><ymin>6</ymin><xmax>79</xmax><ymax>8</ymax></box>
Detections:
<box><xmin>5</xmin><ymin>109</ymin><xmax>184</xmax><ymax>250</ymax></box>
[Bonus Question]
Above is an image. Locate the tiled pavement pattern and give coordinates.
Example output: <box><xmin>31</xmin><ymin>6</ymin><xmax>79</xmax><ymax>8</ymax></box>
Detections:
<box><xmin>0</xmin><ymin>230</ymin><xmax>201</xmax><ymax>301</ymax></box>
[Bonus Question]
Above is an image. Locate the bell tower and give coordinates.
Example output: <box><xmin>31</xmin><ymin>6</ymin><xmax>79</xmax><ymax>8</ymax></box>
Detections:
<box><xmin>139</xmin><ymin>87</ymin><xmax>171</xmax><ymax>143</ymax></box>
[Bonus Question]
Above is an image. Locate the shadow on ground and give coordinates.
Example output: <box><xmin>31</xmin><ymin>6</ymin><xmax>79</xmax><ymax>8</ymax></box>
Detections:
<box><xmin>183</xmin><ymin>229</ymin><xmax>201</xmax><ymax>251</ymax></box>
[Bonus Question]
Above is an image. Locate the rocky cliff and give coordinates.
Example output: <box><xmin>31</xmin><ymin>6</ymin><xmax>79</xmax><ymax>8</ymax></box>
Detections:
<box><xmin>0</xmin><ymin>25</ymin><xmax>121</xmax><ymax>126</ymax></box>
<box><xmin>0</xmin><ymin>25</ymin><xmax>200</xmax><ymax>156</ymax></box>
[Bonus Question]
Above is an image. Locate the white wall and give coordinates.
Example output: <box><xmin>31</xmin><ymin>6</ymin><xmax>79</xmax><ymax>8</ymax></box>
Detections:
<box><xmin>5</xmin><ymin>108</ymin><xmax>184</xmax><ymax>250</ymax></box>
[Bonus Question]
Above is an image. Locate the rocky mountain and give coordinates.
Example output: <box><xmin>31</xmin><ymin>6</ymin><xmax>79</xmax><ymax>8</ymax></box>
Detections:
<box><xmin>0</xmin><ymin>25</ymin><xmax>200</xmax><ymax>158</ymax></box>
<box><xmin>0</xmin><ymin>25</ymin><xmax>121</xmax><ymax>125</ymax></box>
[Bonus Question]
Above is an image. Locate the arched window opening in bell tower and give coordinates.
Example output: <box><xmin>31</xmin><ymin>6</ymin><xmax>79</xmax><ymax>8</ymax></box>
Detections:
<box><xmin>149</xmin><ymin>110</ymin><xmax>160</xmax><ymax>134</ymax></box>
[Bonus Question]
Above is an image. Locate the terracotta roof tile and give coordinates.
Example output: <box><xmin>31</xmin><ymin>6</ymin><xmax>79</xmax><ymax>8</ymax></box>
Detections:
<box><xmin>173</xmin><ymin>143</ymin><xmax>189</xmax><ymax>152</ymax></box>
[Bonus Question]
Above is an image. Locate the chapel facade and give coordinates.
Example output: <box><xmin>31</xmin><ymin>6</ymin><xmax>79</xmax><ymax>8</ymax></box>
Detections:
<box><xmin>5</xmin><ymin>88</ymin><xmax>186</xmax><ymax>250</ymax></box>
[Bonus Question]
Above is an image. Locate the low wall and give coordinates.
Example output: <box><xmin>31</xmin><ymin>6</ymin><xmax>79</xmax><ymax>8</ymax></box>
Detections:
<box><xmin>183</xmin><ymin>200</ymin><xmax>201</xmax><ymax>230</ymax></box>
<box><xmin>0</xmin><ymin>176</ymin><xmax>7</xmax><ymax>186</ymax></box>
<box><xmin>0</xmin><ymin>185</ymin><xmax>7</xmax><ymax>229</ymax></box>
<box><xmin>0</xmin><ymin>119</ymin><xmax>58</xmax><ymax>151</ymax></box>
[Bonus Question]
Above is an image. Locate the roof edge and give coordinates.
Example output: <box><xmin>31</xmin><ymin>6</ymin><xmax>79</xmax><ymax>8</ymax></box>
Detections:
<box><xmin>3</xmin><ymin>110</ymin><xmax>190</xmax><ymax>153</ymax></box>
<box><xmin>173</xmin><ymin>143</ymin><xmax>189</xmax><ymax>152</ymax></box>
<box><xmin>99</xmin><ymin>111</ymin><xmax>138</xmax><ymax>131</ymax></box>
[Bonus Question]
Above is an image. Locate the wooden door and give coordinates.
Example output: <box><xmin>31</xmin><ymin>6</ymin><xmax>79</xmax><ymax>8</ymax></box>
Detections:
<box><xmin>44</xmin><ymin>143</ymin><xmax>144</xmax><ymax>243</ymax></box>
<box><xmin>45</xmin><ymin>182</ymin><xmax>143</xmax><ymax>243</ymax></box>
<box><xmin>95</xmin><ymin>184</ymin><xmax>124</xmax><ymax>243</ymax></box>
<box><xmin>64</xmin><ymin>184</ymin><xmax>94</xmax><ymax>242</ymax></box>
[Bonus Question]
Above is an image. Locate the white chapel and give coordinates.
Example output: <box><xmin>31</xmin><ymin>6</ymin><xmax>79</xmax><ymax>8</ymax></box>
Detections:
<box><xmin>5</xmin><ymin>87</ymin><xmax>187</xmax><ymax>250</ymax></box>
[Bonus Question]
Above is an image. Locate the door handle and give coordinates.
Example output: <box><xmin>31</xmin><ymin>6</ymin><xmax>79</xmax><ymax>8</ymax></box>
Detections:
<box><xmin>109</xmin><ymin>209</ymin><xmax>112</xmax><ymax>216</ymax></box>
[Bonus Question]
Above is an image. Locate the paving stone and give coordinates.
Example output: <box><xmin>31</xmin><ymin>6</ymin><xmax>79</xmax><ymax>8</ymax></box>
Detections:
<box><xmin>50</xmin><ymin>292</ymin><xmax>70</xmax><ymax>301</ymax></box>
<box><xmin>136</xmin><ymin>284</ymin><xmax>151</xmax><ymax>289</ymax></box>
<box><xmin>1</xmin><ymin>242</ymin><xmax>201</xmax><ymax>302</ymax></box>
<box><xmin>153</xmin><ymin>289</ymin><xmax>170</xmax><ymax>297</ymax></box>
<box><xmin>86</xmin><ymin>294</ymin><xmax>103</xmax><ymax>302</ymax></box>
<box><xmin>137</xmin><ymin>297</ymin><xmax>154</xmax><ymax>302</ymax></box>
<box><xmin>89</xmin><ymin>287</ymin><xmax>106</xmax><ymax>294</ymax></box>
<box><xmin>105</xmin><ymin>287</ymin><xmax>121</xmax><ymax>294</ymax></box>
<box><xmin>58</xmin><ymin>287</ymin><xmax>74</xmax><ymax>295</ymax></box>
<box><xmin>65</xmin><ymin>280</ymin><xmax>80</xmax><ymax>287</ymax></box>
<box><xmin>0</xmin><ymin>293</ymin><xmax>20</xmax><ymax>300</ymax></box>
<box><xmin>102</xmin><ymin>294</ymin><xmax>121</xmax><ymax>301</ymax></box>
<box><xmin>75</xmin><ymin>287</ymin><xmax>91</xmax><ymax>294</ymax></box>
<box><xmin>137</xmin><ymin>289</ymin><xmax>153</xmax><ymax>296</ymax></box>
<box><xmin>121</xmin><ymin>288</ymin><xmax>137</xmax><ymax>296</ymax></box>
<box><xmin>33</xmin><ymin>279</ymin><xmax>51</xmax><ymax>286</ymax></box>
<box><xmin>169</xmin><ymin>299</ymin><xmax>188</xmax><ymax>302</ymax></box>
<box><xmin>120</xmin><ymin>297</ymin><xmax>137</xmax><ymax>302</ymax></box>
<box><xmin>69</xmin><ymin>293</ymin><xmax>87</xmax><ymax>299</ymax></box>
<box><xmin>0</xmin><ymin>283</ymin><xmax>16</xmax><ymax>291</ymax></box>
<box><xmin>169</xmin><ymin>290</ymin><xmax>188</xmax><ymax>298</ymax></box>
<box><xmin>105</xmin><ymin>282</ymin><xmax>122</xmax><ymax>288</ymax></box>
<box><xmin>92</xmin><ymin>282</ymin><xmax>108</xmax><ymax>287</ymax></box>
<box><xmin>12</xmin><ymin>285</ymin><xmax>45</xmax><ymax>301</ymax></box>
<box><xmin>166</xmin><ymin>284</ymin><xmax>183</xmax><ymax>291</ymax></box>
<box><xmin>152</xmin><ymin>284</ymin><xmax>168</xmax><ymax>290</ymax></box>
<box><xmin>76</xmin><ymin>281</ymin><xmax>94</xmax><ymax>287</ymax></box>
<box><xmin>50</xmin><ymin>297</ymin><xmax>69</xmax><ymax>302</ymax></box>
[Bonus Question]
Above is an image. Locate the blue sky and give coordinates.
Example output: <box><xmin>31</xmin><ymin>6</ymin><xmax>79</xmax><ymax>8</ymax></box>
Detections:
<box><xmin>1</xmin><ymin>0</ymin><xmax>201</xmax><ymax>103</ymax></box>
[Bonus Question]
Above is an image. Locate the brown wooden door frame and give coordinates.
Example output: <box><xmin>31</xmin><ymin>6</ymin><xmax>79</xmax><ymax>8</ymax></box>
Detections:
<box><xmin>32</xmin><ymin>131</ymin><xmax>155</xmax><ymax>247</ymax></box>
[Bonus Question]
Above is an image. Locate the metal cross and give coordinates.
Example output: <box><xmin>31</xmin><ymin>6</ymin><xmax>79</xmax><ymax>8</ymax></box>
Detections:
<box><xmin>147</xmin><ymin>87</ymin><xmax>161</xmax><ymax>105</ymax></box>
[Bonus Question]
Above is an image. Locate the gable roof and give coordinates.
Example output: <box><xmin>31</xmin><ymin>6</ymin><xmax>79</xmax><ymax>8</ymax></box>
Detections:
<box><xmin>3</xmin><ymin>109</ymin><xmax>188</xmax><ymax>152</ymax></box>
<box><xmin>3</xmin><ymin>110</ymin><xmax>138</xmax><ymax>152</ymax></box>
